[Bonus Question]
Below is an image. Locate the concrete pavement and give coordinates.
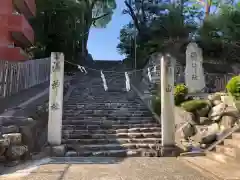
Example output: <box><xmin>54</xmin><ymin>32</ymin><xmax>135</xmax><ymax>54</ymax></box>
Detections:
<box><xmin>0</xmin><ymin>157</ymin><xmax>211</xmax><ymax>180</ymax></box>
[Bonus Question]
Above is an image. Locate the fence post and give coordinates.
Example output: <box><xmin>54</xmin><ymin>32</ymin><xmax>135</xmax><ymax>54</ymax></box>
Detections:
<box><xmin>160</xmin><ymin>54</ymin><xmax>176</xmax><ymax>154</ymax></box>
<box><xmin>3</xmin><ymin>61</ymin><xmax>9</xmax><ymax>97</ymax></box>
<box><xmin>48</xmin><ymin>52</ymin><xmax>65</xmax><ymax>145</ymax></box>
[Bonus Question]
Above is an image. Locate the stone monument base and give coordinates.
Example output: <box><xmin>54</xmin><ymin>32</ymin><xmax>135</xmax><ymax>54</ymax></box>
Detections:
<box><xmin>160</xmin><ymin>145</ymin><xmax>182</xmax><ymax>157</ymax></box>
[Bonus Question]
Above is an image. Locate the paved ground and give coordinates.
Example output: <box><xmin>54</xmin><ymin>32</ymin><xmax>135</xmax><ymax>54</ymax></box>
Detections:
<box><xmin>0</xmin><ymin>157</ymin><xmax>211</xmax><ymax>180</ymax></box>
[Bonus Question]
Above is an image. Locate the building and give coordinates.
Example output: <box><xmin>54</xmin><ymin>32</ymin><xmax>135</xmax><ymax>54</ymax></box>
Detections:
<box><xmin>0</xmin><ymin>0</ymin><xmax>36</xmax><ymax>61</ymax></box>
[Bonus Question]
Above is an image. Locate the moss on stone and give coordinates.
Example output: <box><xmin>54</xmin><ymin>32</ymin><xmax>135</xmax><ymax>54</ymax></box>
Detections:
<box><xmin>181</xmin><ymin>100</ymin><xmax>209</xmax><ymax>113</ymax></box>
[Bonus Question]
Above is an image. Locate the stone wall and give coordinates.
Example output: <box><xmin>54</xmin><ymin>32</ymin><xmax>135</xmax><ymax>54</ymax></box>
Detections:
<box><xmin>175</xmin><ymin>93</ymin><xmax>240</xmax><ymax>151</ymax></box>
<box><xmin>0</xmin><ymin>76</ymin><xmax>72</xmax><ymax>165</ymax></box>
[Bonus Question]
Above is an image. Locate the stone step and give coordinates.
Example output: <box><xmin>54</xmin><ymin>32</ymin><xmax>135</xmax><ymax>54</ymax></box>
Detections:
<box><xmin>62</xmin><ymin>120</ymin><xmax>156</xmax><ymax>125</ymax></box>
<box><xmin>62</xmin><ymin>123</ymin><xmax>161</xmax><ymax>130</ymax></box>
<box><xmin>69</xmin><ymin>92</ymin><xmax>133</xmax><ymax>94</ymax></box>
<box><xmin>63</xmin><ymin>112</ymin><xmax>152</xmax><ymax>116</ymax></box>
<box><xmin>64</xmin><ymin>107</ymin><xmax>148</xmax><ymax>110</ymax></box>
<box><xmin>232</xmin><ymin>132</ymin><xmax>240</xmax><ymax>140</ymax></box>
<box><xmin>224</xmin><ymin>139</ymin><xmax>240</xmax><ymax>148</ymax></box>
<box><xmin>70</xmin><ymin>90</ymin><xmax>128</xmax><ymax>92</ymax></box>
<box><xmin>70</xmin><ymin>91</ymin><xmax>129</xmax><ymax>94</ymax></box>
<box><xmin>62</xmin><ymin>132</ymin><xmax>161</xmax><ymax>139</ymax></box>
<box><xmin>62</xmin><ymin>127</ymin><xmax>161</xmax><ymax>133</ymax></box>
<box><xmin>65</xmin><ymin>149</ymin><xmax>161</xmax><ymax>157</ymax></box>
<box><xmin>63</xmin><ymin>117</ymin><xmax>154</xmax><ymax>121</ymax></box>
<box><xmin>62</xmin><ymin>138</ymin><xmax>162</xmax><ymax>145</ymax></box>
<box><xmin>71</xmin><ymin>92</ymin><xmax>129</xmax><ymax>95</ymax></box>
<box><xmin>67</xmin><ymin>100</ymin><xmax>137</xmax><ymax>103</ymax></box>
<box><xmin>63</xmin><ymin>109</ymin><xmax>152</xmax><ymax>114</ymax></box>
<box><xmin>63</xmin><ymin>115</ymin><xmax>153</xmax><ymax>119</ymax></box>
<box><xmin>63</xmin><ymin>110</ymin><xmax>150</xmax><ymax>114</ymax></box>
<box><xmin>69</xmin><ymin>94</ymin><xmax>134</xmax><ymax>96</ymax></box>
<box><xmin>64</xmin><ymin>106</ymin><xmax>147</xmax><ymax>109</ymax></box>
<box><xmin>206</xmin><ymin>151</ymin><xmax>239</xmax><ymax>167</ymax></box>
<box><xmin>66</xmin><ymin>143</ymin><xmax>162</xmax><ymax>152</ymax></box>
<box><xmin>64</xmin><ymin>108</ymin><xmax>149</xmax><ymax>111</ymax></box>
<box><xmin>68</xmin><ymin>97</ymin><xmax>133</xmax><ymax>99</ymax></box>
<box><xmin>66</xmin><ymin>102</ymin><xmax>145</xmax><ymax>107</ymax></box>
<box><xmin>65</xmin><ymin>102</ymin><xmax>144</xmax><ymax>105</ymax></box>
<box><xmin>64</xmin><ymin>108</ymin><xmax>148</xmax><ymax>112</ymax></box>
<box><xmin>64</xmin><ymin>110</ymin><xmax>151</xmax><ymax>113</ymax></box>
<box><xmin>216</xmin><ymin>144</ymin><xmax>240</xmax><ymax>159</ymax></box>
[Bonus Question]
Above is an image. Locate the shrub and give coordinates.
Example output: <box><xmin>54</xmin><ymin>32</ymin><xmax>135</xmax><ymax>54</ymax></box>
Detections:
<box><xmin>226</xmin><ymin>76</ymin><xmax>240</xmax><ymax>100</ymax></box>
<box><xmin>151</xmin><ymin>83</ymin><xmax>159</xmax><ymax>95</ymax></box>
<box><xmin>174</xmin><ymin>84</ymin><xmax>188</xmax><ymax>105</ymax></box>
<box><xmin>181</xmin><ymin>100</ymin><xmax>208</xmax><ymax>112</ymax></box>
<box><xmin>152</xmin><ymin>95</ymin><xmax>161</xmax><ymax>116</ymax></box>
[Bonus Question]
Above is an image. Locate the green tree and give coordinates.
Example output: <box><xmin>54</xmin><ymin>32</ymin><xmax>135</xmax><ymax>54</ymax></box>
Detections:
<box><xmin>30</xmin><ymin>0</ymin><xmax>116</xmax><ymax>65</ymax></box>
<box><xmin>79</xmin><ymin>0</ymin><xmax>116</xmax><ymax>58</ymax></box>
<box><xmin>119</xmin><ymin>0</ymin><xmax>240</xmax><ymax>67</ymax></box>
<box><xmin>119</xmin><ymin>0</ymin><xmax>196</xmax><ymax>68</ymax></box>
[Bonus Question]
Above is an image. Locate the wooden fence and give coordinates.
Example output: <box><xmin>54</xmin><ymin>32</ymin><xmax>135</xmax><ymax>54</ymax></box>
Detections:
<box><xmin>204</xmin><ymin>73</ymin><xmax>234</xmax><ymax>92</ymax></box>
<box><xmin>0</xmin><ymin>58</ymin><xmax>51</xmax><ymax>98</ymax></box>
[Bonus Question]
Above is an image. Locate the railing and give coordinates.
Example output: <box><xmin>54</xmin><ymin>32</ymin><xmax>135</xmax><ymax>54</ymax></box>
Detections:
<box><xmin>131</xmin><ymin>53</ymin><xmax>162</xmax><ymax>112</ymax></box>
<box><xmin>204</xmin><ymin>73</ymin><xmax>234</xmax><ymax>92</ymax></box>
<box><xmin>0</xmin><ymin>58</ymin><xmax>51</xmax><ymax>98</ymax></box>
<box><xmin>130</xmin><ymin>51</ymin><xmax>237</xmax><ymax>108</ymax></box>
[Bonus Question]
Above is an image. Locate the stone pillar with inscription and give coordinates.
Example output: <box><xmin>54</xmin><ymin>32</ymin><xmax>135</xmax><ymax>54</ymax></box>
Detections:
<box><xmin>185</xmin><ymin>42</ymin><xmax>206</xmax><ymax>93</ymax></box>
<box><xmin>161</xmin><ymin>54</ymin><xmax>176</xmax><ymax>147</ymax></box>
<box><xmin>48</xmin><ymin>52</ymin><xmax>65</xmax><ymax>145</ymax></box>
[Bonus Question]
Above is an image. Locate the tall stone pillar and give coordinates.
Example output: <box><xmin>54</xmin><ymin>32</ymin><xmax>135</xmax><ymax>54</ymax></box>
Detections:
<box><xmin>161</xmin><ymin>54</ymin><xmax>176</xmax><ymax>147</ymax></box>
<box><xmin>185</xmin><ymin>42</ymin><xmax>205</xmax><ymax>93</ymax></box>
<box><xmin>48</xmin><ymin>52</ymin><xmax>64</xmax><ymax>145</ymax></box>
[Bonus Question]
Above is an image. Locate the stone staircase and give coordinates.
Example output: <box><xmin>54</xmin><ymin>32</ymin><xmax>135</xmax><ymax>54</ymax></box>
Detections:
<box><xmin>181</xmin><ymin>129</ymin><xmax>240</xmax><ymax>179</ymax></box>
<box><xmin>61</xmin><ymin>62</ymin><xmax>162</xmax><ymax>157</ymax></box>
<box><xmin>207</xmin><ymin>129</ymin><xmax>240</xmax><ymax>166</ymax></box>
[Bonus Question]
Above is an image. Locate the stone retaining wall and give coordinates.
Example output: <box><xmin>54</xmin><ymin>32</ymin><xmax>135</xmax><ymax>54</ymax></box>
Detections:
<box><xmin>0</xmin><ymin>77</ymin><xmax>72</xmax><ymax>166</ymax></box>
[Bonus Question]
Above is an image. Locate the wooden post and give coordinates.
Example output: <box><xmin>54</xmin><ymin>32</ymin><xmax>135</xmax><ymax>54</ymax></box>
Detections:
<box><xmin>48</xmin><ymin>52</ymin><xmax>65</xmax><ymax>145</ymax></box>
<box><xmin>161</xmin><ymin>54</ymin><xmax>175</xmax><ymax>147</ymax></box>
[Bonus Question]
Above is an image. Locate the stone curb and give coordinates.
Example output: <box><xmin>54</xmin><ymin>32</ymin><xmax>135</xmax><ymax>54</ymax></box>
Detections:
<box><xmin>131</xmin><ymin>83</ymin><xmax>161</xmax><ymax>124</ymax></box>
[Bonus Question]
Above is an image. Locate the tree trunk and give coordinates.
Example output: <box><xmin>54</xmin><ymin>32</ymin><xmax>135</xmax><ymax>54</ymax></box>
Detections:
<box><xmin>204</xmin><ymin>0</ymin><xmax>212</xmax><ymax>18</ymax></box>
<box><xmin>82</xmin><ymin>12</ymin><xmax>92</xmax><ymax>61</ymax></box>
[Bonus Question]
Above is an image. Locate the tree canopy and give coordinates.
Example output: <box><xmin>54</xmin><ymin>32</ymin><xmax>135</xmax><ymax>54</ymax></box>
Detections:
<box><xmin>29</xmin><ymin>0</ymin><xmax>116</xmax><ymax>67</ymax></box>
<box><xmin>118</xmin><ymin>0</ymin><xmax>240</xmax><ymax>68</ymax></box>
<box><xmin>28</xmin><ymin>0</ymin><xmax>240</xmax><ymax>70</ymax></box>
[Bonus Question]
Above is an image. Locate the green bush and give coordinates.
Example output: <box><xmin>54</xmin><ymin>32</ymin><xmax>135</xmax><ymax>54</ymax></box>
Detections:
<box><xmin>181</xmin><ymin>100</ymin><xmax>208</xmax><ymax>112</ymax></box>
<box><xmin>174</xmin><ymin>84</ymin><xmax>188</xmax><ymax>105</ymax></box>
<box><xmin>151</xmin><ymin>83</ymin><xmax>159</xmax><ymax>96</ymax></box>
<box><xmin>226</xmin><ymin>76</ymin><xmax>240</xmax><ymax>100</ymax></box>
<box><xmin>152</xmin><ymin>95</ymin><xmax>161</xmax><ymax>116</ymax></box>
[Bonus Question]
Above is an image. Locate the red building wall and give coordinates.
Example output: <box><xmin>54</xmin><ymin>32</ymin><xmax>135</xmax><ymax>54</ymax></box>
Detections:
<box><xmin>0</xmin><ymin>0</ymin><xmax>36</xmax><ymax>61</ymax></box>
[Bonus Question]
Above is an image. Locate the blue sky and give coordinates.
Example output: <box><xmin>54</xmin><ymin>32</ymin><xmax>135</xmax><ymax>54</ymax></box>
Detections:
<box><xmin>87</xmin><ymin>0</ymin><xmax>131</xmax><ymax>61</ymax></box>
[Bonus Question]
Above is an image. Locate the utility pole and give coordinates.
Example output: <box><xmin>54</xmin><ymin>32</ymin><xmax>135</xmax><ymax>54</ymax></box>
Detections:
<box><xmin>72</xmin><ymin>17</ymin><xmax>76</xmax><ymax>62</ymax></box>
<box><xmin>134</xmin><ymin>26</ymin><xmax>137</xmax><ymax>76</ymax></box>
<box><xmin>81</xmin><ymin>11</ymin><xmax>85</xmax><ymax>61</ymax></box>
